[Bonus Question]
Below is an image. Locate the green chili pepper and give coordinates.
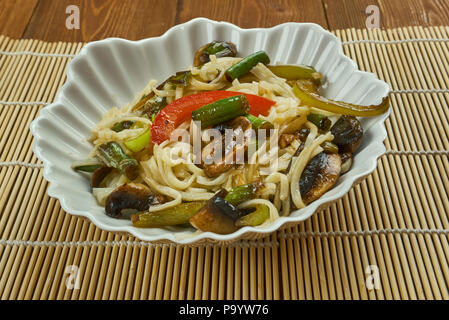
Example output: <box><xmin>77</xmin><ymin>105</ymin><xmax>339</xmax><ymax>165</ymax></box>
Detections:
<box><xmin>235</xmin><ymin>204</ymin><xmax>270</xmax><ymax>227</ymax></box>
<box><xmin>293</xmin><ymin>80</ymin><xmax>390</xmax><ymax>116</ymax></box>
<box><xmin>97</xmin><ymin>142</ymin><xmax>139</xmax><ymax>180</ymax></box>
<box><xmin>225</xmin><ymin>51</ymin><xmax>270</xmax><ymax>81</ymax></box>
<box><xmin>191</xmin><ymin>95</ymin><xmax>250</xmax><ymax>128</ymax></box>
<box><xmin>131</xmin><ymin>201</ymin><xmax>204</xmax><ymax>228</ymax></box>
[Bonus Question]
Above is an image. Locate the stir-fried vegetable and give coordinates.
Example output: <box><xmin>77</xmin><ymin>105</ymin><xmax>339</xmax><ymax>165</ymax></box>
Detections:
<box><xmin>307</xmin><ymin>113</ymin><xmax>332</xmax><ymax>131</ymax></box>
<box><xmin>144</xmin><ymin>96</ymin><xmax>167</xmax><ymax>121</ymax></box>
<box><xmin>72</xmin><ymin>159</ymin><xmax>103</xmax><ymax>173</ymax></box>
<box><xmin>97</xmin><ymin>142</ymin><xmax>139</xmax><ymax>180</ymax></box>
<box><xmin>321</xmin><ymin>141</ymin><xmax>339</xmax><ymax>154</ymax></box>
<box><xmin>293</xmin><ymin>80</ymin><xmax>390</xmax><ymax>116</ymax></box>
<box><xmin>189</xmin><ymin>189</ymin><xmax>242</xmax><ymax>234</ymax></box>
<box><xmin>124</xmin><ymin>128</ymin><xmax>151</xmax><ymax>153</ymax></box>
<box><xmin>151</xmin><ymin>91</ymin><xmax>275</xmax><ymax>144</ymax></box>
<box><xmin>191</xmin><ymin>95</ymin><xmax>250</xmax><ymax>129</ymax></box>
<box><xmin>224</xmin><ymin>181</ymin><xmax>263</xmax><ymax>206</ymax></box>
<box><xmin>299</xmin><ymin>152</ymin><xmax>341</xmax><ymax>204</ymax></box>
<box><xmin>194</xmin><ymin>41</ymin><xmax>237</xmax><ymax>66</ymax></box>
<box><xmin>131</xmin><ymin>201</ymin><xmax>204</xmax><ymax>228</ymax></box>
<box><xmin>235</xmin><ymin>204</ymin><xmax>270</xmax><ymax>227</ymax></box>
<box><xmin>105</xmin><ymin>183</ymin><xmax>166</xmax><ymax>218</ymax></box>
<box><xmin>330</xmin><ymin>115</ymin><xmax>364</xmax><ymax>153</ymax></box>
<box><xmin>225</xmin><ymin>51</ymin><xmax>270</xmax><ymax>81</ymax></box>
<box><xmin>245</xmin><ymin>114</ymin><xmax>273</xmax><ymax>130</ymax></box>
<box><xmin>111</xmin><ymin>120</ymin><xmax>134</xmax><ymax>132</ymax></box>
<box><xmin>268</xmin><ymin>64</ymin><xmax>322</xmax><ymax>85</ymax></box>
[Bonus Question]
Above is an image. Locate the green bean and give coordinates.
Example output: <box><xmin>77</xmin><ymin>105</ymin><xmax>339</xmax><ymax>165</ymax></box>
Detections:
<box><xmin>245</xmin><ymin>114</ymin><xmax>274</xmax><ymax>130</ymax></box>
<box><xmin>191</xmin><ymin>95</ymin><xmax>250</xmax><ymax>128</ymax></box>
<box><xmin>225</xmin><ymin>51</ymin><xmax>270</xmax><ymax>81</ymax></box>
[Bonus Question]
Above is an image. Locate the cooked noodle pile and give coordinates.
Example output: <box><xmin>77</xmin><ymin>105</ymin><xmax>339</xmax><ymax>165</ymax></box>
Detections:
<box><xmin>88</xmin><ymin>56</ymin><xmax>335</xmax><ymax>227</ymax></box>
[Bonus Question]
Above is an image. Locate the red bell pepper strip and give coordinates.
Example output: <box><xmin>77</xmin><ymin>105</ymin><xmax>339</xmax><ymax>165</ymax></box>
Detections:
<box><xmin>150</xmin><ymin>91</ymin><xmax>275</xmax><ymax>144</ymax></box>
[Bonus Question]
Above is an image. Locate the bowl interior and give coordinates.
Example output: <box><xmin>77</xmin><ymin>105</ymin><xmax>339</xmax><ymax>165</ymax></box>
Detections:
<box><xmin>31</xmin><ymin>19</ymin><xmax>390</xmax><ymax>243</ymax></box>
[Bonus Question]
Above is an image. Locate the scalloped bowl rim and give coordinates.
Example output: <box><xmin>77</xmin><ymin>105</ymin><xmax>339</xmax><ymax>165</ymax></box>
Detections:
<box><xmin>30</xmin><ymin>18</ymin><xmax>390</xmax><ymax>244</ymax></box>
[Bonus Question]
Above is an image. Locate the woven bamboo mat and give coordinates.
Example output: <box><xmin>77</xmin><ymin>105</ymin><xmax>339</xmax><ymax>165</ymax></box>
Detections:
<box><xmin>0</xmin><ymin>26</ymin><xmax>448</xmax><ymax>300</ymax></box>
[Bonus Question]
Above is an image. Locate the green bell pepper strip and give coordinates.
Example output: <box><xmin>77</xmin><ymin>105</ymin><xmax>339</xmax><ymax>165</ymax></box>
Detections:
<box><xmin>131</xmin><ymin>201</ymin><xmax>204</xmax><ymax>228</ymax></box>
<box><xmin>97</xmin><ymin>142</ymin><xmax>139</xmax><ymax>180</ymax></box>
<box><xmin>293</xmin><ymin>81</ymin><xmax>390</xmax><ymax>116</ymax></box>
<box><xmin>268</xmin><ymin>64</ymin><xmax>322</xmax><ymax>85</ymax></box>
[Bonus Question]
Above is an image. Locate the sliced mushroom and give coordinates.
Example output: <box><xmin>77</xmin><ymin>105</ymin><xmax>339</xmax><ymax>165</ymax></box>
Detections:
<box><xmin>91</xmin><ymin>166</ymin><xmax>113</xmax><ymax>188</ymax></box>
<box><xmin>194</xmin><ymin>41</ymin><xmax>237</xmax><ymax>67</ymax></box>
<box><xmin>299</xmin><ymin>152</ymin><xmax>341</xmax><ymax>204</ymax></box>
<box><xmin>189</xmin><ymin>189</ymin><xmax>242</xmax><ymax>234</ymax></box>
<box><xmin>203</xmin><ymin>116</ymin><xmax>252</xmax><ymax>178</ymax></box>
<box><xmin>340</xmin><ymin>152</ymin><xmax>353</xmax><ymax>174</ymax></box>
<box><xmin>105</xmin><ymin>183</ymin><xmax>166</xmax><ymax>219</ymax></box>
<box><xmin>330</xmin><ymin>115</ymin><xmax>363</xmax><ymax>153</ymax></box>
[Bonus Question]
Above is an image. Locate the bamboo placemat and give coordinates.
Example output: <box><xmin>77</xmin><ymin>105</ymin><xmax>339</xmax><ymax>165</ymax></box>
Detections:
<box><xmin>0</xmin><ymin>26</ymin><xmax>448</xmax><ymax>300</ymax></box>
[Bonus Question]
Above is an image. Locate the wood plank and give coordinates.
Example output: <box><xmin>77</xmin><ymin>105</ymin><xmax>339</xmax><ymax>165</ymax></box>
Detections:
<box><xmin>176</xmin><ymin>0</ymin><xmax>329</xmax><ymax>29</ymax></box>
<box><xmin>0</xmin><ymin>0</ymin><xmax>38</xmax><ymax>38</ymax></box>
<box><xmin>324</xmin><ymin>0</ymin><xmax>449</xmax><ymax>30</ymax></box>
<box><xmin>23</xmin><ymin>0</ymin><xmax>178</xmax><ymax>42</ymax></box>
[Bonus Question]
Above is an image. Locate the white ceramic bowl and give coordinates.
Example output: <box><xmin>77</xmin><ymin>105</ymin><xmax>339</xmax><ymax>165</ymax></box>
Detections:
<box><xmin>30</xmin><ymin>18</ymin><xmax>390</xmax><ymax>244</ymax></box>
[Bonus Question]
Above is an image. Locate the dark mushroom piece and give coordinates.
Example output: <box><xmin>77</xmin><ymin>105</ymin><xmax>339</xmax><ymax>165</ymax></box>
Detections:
<box><xmin>203</xmin><ymin>116</ymin><xmax>252</xmax><ymax>178</ymax></box>
<box><xmin>194</xmin><ymin>41</ymin><xmax>237</xmax><ymax>67</ymax></box>
<box><xmin>330</xmin><ymin>115</ymin><xmax>363</xmax><ymax>153</ymax></box>
<box><xmin>299</xmin><ymin>152</ymin><xmax>341</xmax><ymax>204</ymax></box>
<box><xmin>105</xmin><ymin>183</ymin><xmax>166</xmax><ymax>219</ymax></box>
<box><xmin>340</xmin><ymin>152</ymin><xmax>353</xmax><ymax>174</ymax></box>
<box><xmin>189</xmin><ymin>189</ymin><xmax>243</xmax><ymax>234</ymax></box>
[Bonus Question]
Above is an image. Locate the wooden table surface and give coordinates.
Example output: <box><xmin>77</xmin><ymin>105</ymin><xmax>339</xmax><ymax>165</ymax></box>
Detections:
<box><xmin>0</xmin><ymin>0</ymin><xmax>448</xmax><ymax>42</ymax></box>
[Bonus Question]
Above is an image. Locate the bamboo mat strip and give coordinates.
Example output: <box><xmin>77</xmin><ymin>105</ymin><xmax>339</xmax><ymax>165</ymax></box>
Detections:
<box><xmin>0</xmin><ymin>27</ymin><xmax>448</xmax><ymax>300</ymax></box>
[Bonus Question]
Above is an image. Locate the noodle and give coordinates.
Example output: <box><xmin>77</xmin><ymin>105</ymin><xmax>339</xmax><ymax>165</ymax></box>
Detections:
<box><xmin>87</xmin><ymin>55</ymin><xmax>342</xmax><ymax>231</ymax></box>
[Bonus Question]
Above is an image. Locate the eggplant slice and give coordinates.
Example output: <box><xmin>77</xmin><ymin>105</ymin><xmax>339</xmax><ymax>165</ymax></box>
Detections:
<box><xmin>299</xmin><ymin>152</ymin><xmax>341</xmax><ymax>204</ymax></box>
<box><xmin>330</xmin><ymin>115</ymin><xmax>363</xmax><ymax>153</ymax></box>
<box><xmin>189</xmin><ymin>189</ymin><xmax>243</xmax><ymax>234</ymax></box>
